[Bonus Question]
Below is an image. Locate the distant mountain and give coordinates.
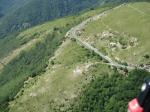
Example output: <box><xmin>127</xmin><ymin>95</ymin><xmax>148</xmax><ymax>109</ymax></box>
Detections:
<box><xmin>0</xmin><ymin>0</ymin><xmax>29</xmax><ymax>17</ymax></box>
<box><xmin>0</xmin><ymin>0</ymin><xmax>102</xmax><ymax>38</ymax></box>
<box><xmin>0</xmin><ymin>0</ymin><xmax>146</xmax><ymax>38</ymax></box>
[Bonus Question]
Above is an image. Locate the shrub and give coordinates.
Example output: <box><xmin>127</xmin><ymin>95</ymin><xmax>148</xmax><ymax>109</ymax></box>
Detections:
<box><xmin>144</xmin><ymin>54</ymin><xmax>150</xmax><ymax>59</ymax></box>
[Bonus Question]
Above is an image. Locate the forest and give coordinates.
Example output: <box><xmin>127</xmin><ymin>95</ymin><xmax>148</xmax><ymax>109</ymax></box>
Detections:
<box><xmin>71</xmin><ymin>69</ymin><xmax>150</xmax><ymax>112</ymax></box>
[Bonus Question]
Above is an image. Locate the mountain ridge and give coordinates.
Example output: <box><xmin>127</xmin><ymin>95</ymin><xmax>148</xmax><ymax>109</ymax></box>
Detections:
<box><xmin>0</xmin><ymin>0</ymin><xmax>146</xmax><ymax>38</ymax></box>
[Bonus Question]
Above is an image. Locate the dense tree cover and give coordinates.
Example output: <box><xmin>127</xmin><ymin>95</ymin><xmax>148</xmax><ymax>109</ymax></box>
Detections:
<box><xmin>0</xmin><ymin>0</ymin><xmax>103</xmax><ymax>38</ymax></box>
<box><xmin>71</xmin><ymin>70</ymin><xmax>150</xmax><ymax>112</ymax></box>
<box><xmin>0</xmin><ymin>7</ymin><xmax>3</xmax><ymax>18</ymax></box>
<box><xmin>105</xmin><ymin>0</ymin><xmax>149</xmax><ymax>4</ymax></box>
<box><xmin>0</xmin><ymin>0</ymin><xmax>29</xmax><ymax>13</ymax></box>
<box><xmin>0</xmin><ymin>0</ymin><xmax>147</xmax><ymax>38</ymax></box>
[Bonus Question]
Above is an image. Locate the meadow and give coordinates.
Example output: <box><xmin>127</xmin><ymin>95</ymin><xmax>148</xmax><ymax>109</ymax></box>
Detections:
<box><xmin>81</xmin><ymin>2</ymin><xmax>150</xmax><ymax>65</ymax></box>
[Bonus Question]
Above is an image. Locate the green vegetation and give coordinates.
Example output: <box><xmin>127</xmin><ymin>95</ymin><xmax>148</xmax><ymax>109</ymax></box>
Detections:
<box><xmin>0</xmin><ymin>1</ymin><xmax>150</xmax><ymax>112</ymax></box>
<box><xmin>0</xmin><ymin>27</ymin><xmax>65</xmax><ymax>111</ymax></box>
<box><xmin>0</xmin><ymin>17</ymin><xmax>74</xmax><ymax>112</ymax></box>
<box><xmin>0</xmin><ymin>17</ymin><xmax>70</xmax><ymax>59</ymax></box>
<box><xmin>0</xmin><ymin>0</ymin><xmax>109</xmax><ymax>38</ymax></box>
<box><xmin>0</xmin><ymin>5</ymin><xmax>110</xmax><ymax>60</ymax></box>
<box><xmin>81</xmin><ymin>2</ymin><xmax>150</xmax><ymax>65</ymax></box>
<box><xmin>0</xmin><ymin>0</ymin><xmax>145</xmax><ymax>38</ymax></box>
<box><xmin>0</xmin><ymin>6</ymin><xmax>110</xmax><ymax>111</ymax></box>
<box><xmin>8</xmin><ymin>40</ymin><xmax>114</xmax><ymax>112</ymax></box>
<box><xmin>71</xmin><ymin>70</ymin><xmax>150</xmax><ymax>112</ymax></box>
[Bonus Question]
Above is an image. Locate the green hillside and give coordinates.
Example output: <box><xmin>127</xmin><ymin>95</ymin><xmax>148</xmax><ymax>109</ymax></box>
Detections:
<box><xmin>80</xmin><ymin>2</ymin><xmax>150</xmax><ymax>67</ymax></box>
<box><xmin>9</xmin><ymin>39</ymin><xmax>115</xmax><ymax>112</ymax></box>
<box><xmin>0</xmin><ymin>0</ymin><xmax>105</xmax><ymax>38</ymax></box>
<box><xmin>0</xmin><ymin>0</ymin><xmax>143</xmax><ymax>38</ymax></box>
<box><xmin>0</xmin><ymin>1</ymin><xmax>150</xmax><ymax>112</ymax></box>
<box><xmin>0</xmin><ymin>0</ymin><xmax>29</xmax><ymax>14</ymax></box>
<box><xmin>0</xmin><ymin>6</ymin><xmax>110</xmax><ymax>111</ymax></box>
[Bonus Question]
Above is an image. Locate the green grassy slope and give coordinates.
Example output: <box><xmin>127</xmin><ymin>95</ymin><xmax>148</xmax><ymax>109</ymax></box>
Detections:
<box><xmin>0</xmin><ymin>7</ymin><xmax>110</xmax><ymax>111</ymax></box>
<box><xmin>8</xmin><ymin>2</ymin><xmax>150</xmax><ymax>112</ymax></box>
<box><xmin>9</xmin><ymin>40</ymin><xmax>114</xmax><ymax>112</ymax></box>
<box><xmin>8</xmin><ymin>37</ymin><xmax>150</xmax><ymax>112</ymax></box>
<box><xmin>80</xmin><ymin>2</ymin><xmax>150</xmax><ymax>66</ymax></box>
<box><xmin>0</xmin><ymin>1</ymin><xmax>150</xmax><ymax>112</ymax></box>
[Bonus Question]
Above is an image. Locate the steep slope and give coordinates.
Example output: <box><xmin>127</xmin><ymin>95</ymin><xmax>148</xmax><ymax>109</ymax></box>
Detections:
<box><xmin>0</xmin><ymin>0</ymin><xmax>144</xmax><ymax>38</ymax></box>
<box><xmin>0</xmin><ymin>0</ymin><xmax>104</xmax><ymax>38</ymax></box>
<box><xmin>9</xmin><ymin>39</ymin><xmax>115</xmax><ymax>112</ymax></box>
<box><xmin>0</xmin><ymin>0</ymin><xmax>29</xmax><ymax>14</ymax></box>
<box><xmin>0</xmin><ymin>1</ymin><xmax>150</xmax><ymax>112</ymax></box>
<box><xmin>7</xmin><ymin>2</ymin><xmax>150</xmax><ymax>112</ymax></box>
<box><xmin>0</xmin><ymin>6</ymin><xmax>110</xmax><ymax>111</ymax></box>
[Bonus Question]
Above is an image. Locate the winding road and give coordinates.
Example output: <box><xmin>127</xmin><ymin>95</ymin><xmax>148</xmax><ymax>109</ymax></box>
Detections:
<box><xmin>65</xmin><ymin>4</ymin><xmax>150</xmax><ymax>72</ymax></box>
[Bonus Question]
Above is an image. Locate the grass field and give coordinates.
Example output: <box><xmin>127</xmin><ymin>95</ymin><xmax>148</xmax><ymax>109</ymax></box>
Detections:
<box><xmin>80</xmin><ymin>2</ymin><xmax>150</xmax><ymax>66</ymax></box>
<box><xmin>9</xmin><ymin>40</ymin><xmax>114</xmax><ymax>112</ymax></box>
